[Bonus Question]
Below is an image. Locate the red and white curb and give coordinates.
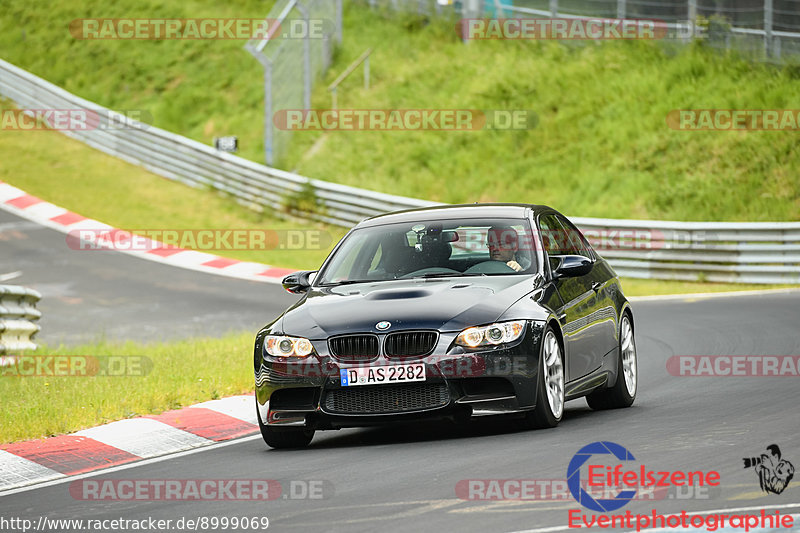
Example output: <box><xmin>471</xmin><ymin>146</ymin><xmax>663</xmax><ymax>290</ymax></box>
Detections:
<box><xmin>0</xmin><ymin>181</ymin><xmax>297</xmax><ymax>284</ymax></box>
<box><xmin>0</xmin><ymin>395</ymin><xmax>259</xmax><ymax>492</ymax></box>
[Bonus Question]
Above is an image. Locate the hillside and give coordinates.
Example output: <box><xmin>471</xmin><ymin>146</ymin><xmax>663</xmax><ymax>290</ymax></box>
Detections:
<box><xmin>1</xmin><ymin>2</ymin><xmax>799</xmax><ymax>221</ymax></box>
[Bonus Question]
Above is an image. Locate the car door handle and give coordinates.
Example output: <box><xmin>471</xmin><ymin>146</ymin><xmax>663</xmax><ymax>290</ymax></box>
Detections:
<box><xmin>591</xmin><ymin>281</ymin><xmax>603</xmax><ymax>292</ymax></box>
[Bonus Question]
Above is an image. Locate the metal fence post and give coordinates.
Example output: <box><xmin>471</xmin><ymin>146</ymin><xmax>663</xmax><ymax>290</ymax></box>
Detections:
<box><xmin>764</xmin><ymin>0</ymin><xmax>773</xmax><ymax>58</ymax></box>
<box><xmin>550</xmin><ymin>0</ymin><xmax>558</xmax><ymax>18</ymax></box>
<box><xmin>301</xmin><ymin>3</ymin><xmax>312</xmax><ymax>110</ymax></box>
<box><xmin>336</xmin><ymin>0</ymin><xmax>343</xmax><ymax>43</ymax></box>
<box><xmin>617</xmin><ymin>0</ymin><xmax>626</xmax><ymax>20</ymax></box>
<box><xmin>364</xmin><ymin>55</ymin><xmax>370</xmax><ymax>90</ymax></box>
<box><xmin>264</xmin><ymin>64</ymin><xmax>274</xmax><ymax>165</ymax></box>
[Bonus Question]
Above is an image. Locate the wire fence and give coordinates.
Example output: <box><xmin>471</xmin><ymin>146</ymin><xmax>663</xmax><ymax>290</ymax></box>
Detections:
<box><xmin>245</xmin><ymin>0</ymin><xmax>342</xmax><ymax>166</ymax></box>
<box><xmin>365</xmin><ymin>0</ymin><xmax>800</xmax><ymax>61</ymax></box>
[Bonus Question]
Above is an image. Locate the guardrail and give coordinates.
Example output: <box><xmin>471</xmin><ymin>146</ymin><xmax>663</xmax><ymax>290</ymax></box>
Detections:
<box><xmin>0</xmin><ymin>59</ymin><xmax>435</xmax><ymax>228</ymax></box>
<box><xmin>0</xmin><ymin>285</ymin><xmax>42</xmax><ymax>354</ymax></box>
<box><xmin>572</xmin><ymin>218</ymin><xmax>800</xmax><ymax>285</ymax></box>
<box><xmin>1</xmin><ymin>58</ymin><xmax>798</xmax><ymax>284</ymax></box>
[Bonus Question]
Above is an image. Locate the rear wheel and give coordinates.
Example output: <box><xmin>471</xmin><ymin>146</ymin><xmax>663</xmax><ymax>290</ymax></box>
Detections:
<box><xmin>524</xmin><ymin>326</ymin><xmax>564</xmax><ymax>429</ymax></box>
<box><xmin>256</xmin><ymin>397</ymin><xmax>314</xmax><ymax>449</ymax></box>
<box><xmin>586</xmin><ymin>313</ymin><xmax>637</xmax><ymax>410</ymax></box>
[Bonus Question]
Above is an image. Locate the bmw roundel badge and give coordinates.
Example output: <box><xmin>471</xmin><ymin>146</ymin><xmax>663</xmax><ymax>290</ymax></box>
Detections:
<box><xmin>376</xmin><ymin>321</ymin><xmax>391</xmax><ymax>330</ymax></box>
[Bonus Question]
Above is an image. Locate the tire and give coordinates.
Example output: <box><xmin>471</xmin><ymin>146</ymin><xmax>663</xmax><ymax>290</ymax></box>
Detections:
<box><xmin>586</xmin><ymin>312</ymin><xmax>637</xmax><ymax>410</ymax></box>
<box><xmin>256</xmin><ymin>397</ymin><xmax>314</xmax><ymax>449</ymax></box>
<box><xmin>524</xmin><ymin>326</ymin><xmax>564</xmax><ymax>429</ymax></box>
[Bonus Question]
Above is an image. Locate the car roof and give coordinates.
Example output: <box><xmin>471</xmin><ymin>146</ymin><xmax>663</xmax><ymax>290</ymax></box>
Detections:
<box><xmin>358</xmin><ymin>203</ymin><xmax>552</xmax><ymax>228</ymax></box>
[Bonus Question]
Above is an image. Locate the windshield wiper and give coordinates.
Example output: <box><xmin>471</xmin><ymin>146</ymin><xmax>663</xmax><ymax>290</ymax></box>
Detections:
<box><xmin>317</xmin><ymin>279</ymin><xmax>381</xmax><ymax>287</ymax></box>
<box><xmin>406</xmin><ymin>272</ymin><xmax>481</xmax><ymax>279</ymax></box>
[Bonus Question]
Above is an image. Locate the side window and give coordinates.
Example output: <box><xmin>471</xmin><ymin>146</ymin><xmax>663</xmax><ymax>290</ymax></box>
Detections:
<box><xmin>538</xmin><ymin>214</ymin><xmax>566</xmax><ymax>255</ymax></box>
<box><xmin>556</xmin><ymin>215</ymin><xmax>594</xmax><ymax>259</ymax></box>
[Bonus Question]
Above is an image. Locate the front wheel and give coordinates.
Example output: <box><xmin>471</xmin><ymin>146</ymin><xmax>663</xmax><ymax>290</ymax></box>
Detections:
<box><xmin>586</xmin><ymin>313</ymin><xmax>637</xmax><ymax>410</ymax></box>
<box><xmin>256</xmin><ymin>397</ymin><xmax>314</xmax><ymax>449</ymax></box>
<box><xmin>524</xmin><ymin>326</ymin><xmax>564</xmax><ymax>429</ymax></box>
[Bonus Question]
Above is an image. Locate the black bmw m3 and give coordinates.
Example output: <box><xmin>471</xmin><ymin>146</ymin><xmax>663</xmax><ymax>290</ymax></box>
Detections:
<box><xmin>254</xmin><ymin>204</ymin><xmax>638</xmax><ymax>448</ymax></box>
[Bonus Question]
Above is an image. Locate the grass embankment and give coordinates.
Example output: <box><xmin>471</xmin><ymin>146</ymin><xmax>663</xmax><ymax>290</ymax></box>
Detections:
<box><xmin>7</xmin><ymin>104</ymin><xmax>795</xmax><ymax>301</ymax></box>
<box><xmin>0</xmin><ymin>126</ymin><xmax>345</xmax><ymax>269</ymax></box>
<box><xmin>2</xmin><ymin>2</ymin><xmax>799</xmax><ymax>221</ymax></box>
<box><xmin>0</xmin><ymin>333</ymin><xmax>253</xmax><ymax>443</ymax></box>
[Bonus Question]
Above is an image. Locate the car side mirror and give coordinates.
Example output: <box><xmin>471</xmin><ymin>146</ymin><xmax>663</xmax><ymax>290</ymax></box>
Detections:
<box><xmin>552</xmin><ymin>255</ymin><xmax>593</xmax><ymax>278</ymax></box>
<box><xmin>281</xmin><ymin>270</ymin><xmax>317</xmax><ymax>294</ymax></box>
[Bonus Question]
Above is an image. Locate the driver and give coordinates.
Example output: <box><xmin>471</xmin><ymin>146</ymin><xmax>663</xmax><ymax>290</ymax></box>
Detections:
<box><xmin>487</xmin><ymin>225</ymin><xmax>523</xmax><ymax>272</ymax></box>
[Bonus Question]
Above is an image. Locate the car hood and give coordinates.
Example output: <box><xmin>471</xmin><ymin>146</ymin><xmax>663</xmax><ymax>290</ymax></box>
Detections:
<box><xmin>274</xmin><ymin>276</ymin><xmax>539</xmax><ymax>338</ymax></box>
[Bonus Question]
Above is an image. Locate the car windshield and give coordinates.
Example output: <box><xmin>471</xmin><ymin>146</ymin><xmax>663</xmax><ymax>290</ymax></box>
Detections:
<box><xmin>317</xmin><ymin>217</ymin><xmax>537</xmax><ymax>285</ymax></box>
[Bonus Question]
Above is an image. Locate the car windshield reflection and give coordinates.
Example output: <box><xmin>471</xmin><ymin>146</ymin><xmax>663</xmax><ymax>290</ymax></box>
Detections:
<box><xmin>316</xmin><ymin>218</ymin><xmax>537</xmax><ymax>286</ymax></box>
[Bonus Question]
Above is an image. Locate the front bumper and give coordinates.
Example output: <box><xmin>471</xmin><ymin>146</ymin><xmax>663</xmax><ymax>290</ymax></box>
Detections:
<box><xmin>255</xmin><ymin>321</ymin><xmax>545</xmax><ymax>429</ymax></box>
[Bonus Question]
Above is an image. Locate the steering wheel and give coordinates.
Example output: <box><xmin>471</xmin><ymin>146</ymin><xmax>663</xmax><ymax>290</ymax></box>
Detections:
<box><xmin>463</xmin><ymin>261</ymin><xmax>516</xmax><ymax>275</ymax></box>
<box><xmin>400</xmin><ymin>267</ymin><xmax>461</xmax><ymax>278</ymax></box>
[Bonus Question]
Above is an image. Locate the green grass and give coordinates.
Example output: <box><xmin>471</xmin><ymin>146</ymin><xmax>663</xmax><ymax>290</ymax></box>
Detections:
<box><xmin>5</xmin><ymin>112</ymin><xmax>789</xmax><ymax>301</ymax></box>
<box><xmin>288</xmin><ymin>11</ymin><xmax>800</xmax><ymax>221</ymax></box>
<box><xmin>2</xmin><ymin>3</ymin><xmax>800</xmax><ymax>221</ymax></box>
<box><xmin>0</xmin><ymin>0</ymin><xmax>277</xmax><ymax>163</ymax></box>
<box><xmin>0</xmin><ymin>125</ymin><xmax>345</xmax><ymax>269</ymax></box>
<box><xmin>0</xmin><ymin>332</ymin><xmax>255</xmax><ymax>443</ymax></box>
<box><xmin>620</xmin><ymin>278</ymin><xmax>798</xmax><ymax>297</ymax></box>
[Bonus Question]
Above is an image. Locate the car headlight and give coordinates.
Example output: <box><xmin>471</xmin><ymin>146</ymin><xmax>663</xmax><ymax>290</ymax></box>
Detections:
<box><xmin>264</xmin><ymin>335</ymin><xmax>315</xmax><ymax>357</ymax></box>
<box><xmin>455</xmin><ymin>320</ymin><xmax>526</xmax><ymax>348</ymax></box>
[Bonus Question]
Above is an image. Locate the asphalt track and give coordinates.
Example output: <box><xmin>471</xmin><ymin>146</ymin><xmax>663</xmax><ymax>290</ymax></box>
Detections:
<box><xmin>2</xmin><ymin>208</ymin><xmax>800</xmax><ymax>532</ymax></box>
<box><xmin>0</xmin><ymin>209</ymin><xmax>297</xmax><ymax>344</ymax></box>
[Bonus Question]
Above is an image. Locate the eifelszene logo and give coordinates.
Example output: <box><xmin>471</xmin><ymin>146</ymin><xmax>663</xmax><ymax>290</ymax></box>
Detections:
<box><xmin>567</xmin><ymin>441</ymin><xmax>638</xmax><ymax>512</ymax></box>
<box><xmin>743</xmin><ymin>444</ymin><xmax>795</xmax><ymax>495</ymax></box>
<box><xmin>567</xmin><ymin>441</ymin><xmax>721</xmax><ymax>513</ymax></box>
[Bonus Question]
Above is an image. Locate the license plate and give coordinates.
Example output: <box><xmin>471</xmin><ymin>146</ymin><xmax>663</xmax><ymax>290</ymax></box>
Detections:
<box><xmin>340</xmin><ymin>364</ymin><xmax>425</xmax><ymax>387</ymax></box>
